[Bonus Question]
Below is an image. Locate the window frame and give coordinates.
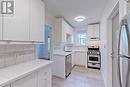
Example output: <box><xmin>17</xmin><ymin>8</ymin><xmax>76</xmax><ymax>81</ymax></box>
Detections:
<box><xmin>78</xmin><ymin>33</ymin><xmax>87</xmax><ymax>45</ymax></box>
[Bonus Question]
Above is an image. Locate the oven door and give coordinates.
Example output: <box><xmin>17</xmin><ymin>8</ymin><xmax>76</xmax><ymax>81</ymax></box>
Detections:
<box><xmin>88</xmin><ymin>55</ymin><xmax>100</xmax><ymax>63</ymax></box>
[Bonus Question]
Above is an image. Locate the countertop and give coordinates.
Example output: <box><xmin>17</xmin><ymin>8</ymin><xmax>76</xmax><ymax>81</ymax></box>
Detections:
<box><xmin>53</xmin><ymin>50</ymin><xmax>88</xmax><ymax>56</ymax></box>
<box><xmin>0</xmin><ymin>59</ymin><xmax>53</xmax><ymax>87</ymax></box>
<box><xmin>73</xmin><ymin>50</ymin><xmax>87</xmax><ymax>52</ymax></box>
<box><xmin>53</xmin><ymin>50</ymin><xmax>73</xmax><ymax>56</ymax></box>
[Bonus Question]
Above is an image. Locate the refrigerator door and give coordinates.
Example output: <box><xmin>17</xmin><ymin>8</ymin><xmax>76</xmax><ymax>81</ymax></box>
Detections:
<box><xmin>118</xmin><ymin>19</ymin><xmax>130</xmax><ymax>87</ymax></box>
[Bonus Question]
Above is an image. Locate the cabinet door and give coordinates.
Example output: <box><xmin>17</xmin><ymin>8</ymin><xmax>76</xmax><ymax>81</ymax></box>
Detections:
<box><xmin>3</xmin><ymin>0</ymin><xmax>30</xmax><ymax>41</ymax></box>
<box><xmin>74</xmin><ymin>52</ymin><xmax>87</xmax><ymax>66</ymax></box>
<box><xmin>87</xmin><ymin>24</ymin><xmax>100</xmax><ymax>39</ymax></box>
<box><xmin>38</xmin><ymin>67</ymin><xmax>51</xmax><ymax>87</ymax></box>
<box><xmin>87</xmin><ymin>25</ymin><xmax>93</xmax><ymax>39</ymax></box>
<box><xmin>93</xmin><ymin>24</ymin><xmax>100</xmax><ymax>38</ymax></box>
<box><xmin>0</xmin><ymin>0</ymin><xmax>2</xmax><ymax>40</ymax></box>
<box><xmin>11</xmin><ymin>73</ymin><xmax>37</xmax><ymax>87</ymax></box>
<box><xmin>30</xmin><ymin>0</ymin><xmax>45</xmax><ymax>42</ymax></box>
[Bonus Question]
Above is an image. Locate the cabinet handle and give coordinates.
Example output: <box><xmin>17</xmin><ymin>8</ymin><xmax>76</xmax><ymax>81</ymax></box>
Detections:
<box><xmin>92</xmin><ymin>63</ymin><xmax>96</xmax><ymax>65</ymax></box>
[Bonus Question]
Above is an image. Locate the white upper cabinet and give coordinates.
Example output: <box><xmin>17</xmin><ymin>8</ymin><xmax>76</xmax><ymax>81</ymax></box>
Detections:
<box><xmin>30</xmin><ymin>0</ymin><xmax>45</xmax><ymax>42</ymax></box>
<box><xmin>3</xmin><ymin>84</ymin><xmax>11</xmax><ymax>87</ymax></box>
<box><xmin>62</xmin><ymin>20</ymin><xmax>73</xmax><ymax>43</ymax></box>
<box><xmin>0</xmin><ymin>0</ymin><xmax>3</xmax><ymax>40</ymax></box>
<box><xmin>87</xmin><ymin>24</ymin><xmax>100</xmax><ymax>39</ymax></box>
<box><xmin>3</xmin><ymin>0</ymin><xmax>30</xmax><ymax>41</ymax></box>
<box><xmin>0</xmin><ymin>0</ymin><xmax>45</xmax><ymax>43</ymax></box>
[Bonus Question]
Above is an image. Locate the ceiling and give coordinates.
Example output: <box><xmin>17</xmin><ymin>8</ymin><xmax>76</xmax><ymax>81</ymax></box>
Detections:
<box><xmin>43</xmin><ymin>0</ymin><xmax>108</xmax><ymax>28</ymax></box>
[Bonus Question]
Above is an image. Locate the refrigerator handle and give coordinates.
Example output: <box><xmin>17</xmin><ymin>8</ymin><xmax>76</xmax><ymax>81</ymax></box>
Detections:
<box><xmin>118</xmin><ymin>24</ymin><xmax>123</xmax><ymax>87</ymax></box>
<box><xmin>125</xmin><ymin>24</ymin><xmax>130</xmax><ymax>87</ymax></box>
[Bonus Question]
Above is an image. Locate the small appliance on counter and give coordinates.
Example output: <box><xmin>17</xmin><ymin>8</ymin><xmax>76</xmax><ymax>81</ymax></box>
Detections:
<box><xmin>87</xmin><ymin>47</ymin><xmax>101</xmax><ymax>69</ymax></box>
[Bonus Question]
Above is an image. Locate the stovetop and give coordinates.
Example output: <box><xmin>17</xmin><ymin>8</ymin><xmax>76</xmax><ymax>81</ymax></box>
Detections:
<box><xmin>87</xmin><ymin>48</ymin><xmax>100</xmax><ymax>55</ymax></box>
<box><xmin>88</xmin><ymin>51</ymin><xmax>100</xmax><ymax>55</ymax></box>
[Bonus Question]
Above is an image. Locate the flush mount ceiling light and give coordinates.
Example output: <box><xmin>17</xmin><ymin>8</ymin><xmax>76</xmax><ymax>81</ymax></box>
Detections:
<box><xmin>74</xmin><ymin>16</ymin><xmax>86</xmax><ymax>22</ymax></box>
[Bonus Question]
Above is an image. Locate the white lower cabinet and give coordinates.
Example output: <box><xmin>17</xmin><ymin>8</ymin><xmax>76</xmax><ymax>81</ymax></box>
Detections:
<box><xmin>11</xmin><ymin>73</ymin><xmax>37</xmax><ymax>87</ymax></box>
<box><xmin>4</xmin><ymin>66</ymin><xmax>52</xmax><ymax>87</ymax></box>
<box><xmin>38</xmin><ymin>67</ymin><xmax>51</xmax><ymax>87</ymax></box>
<box><xmin>73</xmin><ymin>51</ymin><xmax>87</xmax><ymax>66</ymax></box>
<box><xmin>52</xmin><ymin>55</ymin><xmax>66</xmax><ymax>79</ymax></box>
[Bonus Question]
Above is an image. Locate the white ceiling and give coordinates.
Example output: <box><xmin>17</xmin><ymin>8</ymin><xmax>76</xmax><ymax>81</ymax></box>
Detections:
<box><xmin>43</xmin><ymin>0</ymin><xmax>108</xmax><ymax>28</ymax></box>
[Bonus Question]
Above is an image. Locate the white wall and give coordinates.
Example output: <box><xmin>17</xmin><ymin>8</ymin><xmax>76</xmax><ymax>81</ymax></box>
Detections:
<box><xmin>100</xmin><ymin>0</ymin><xmax>119</xmax><ymax>87</ymax></box>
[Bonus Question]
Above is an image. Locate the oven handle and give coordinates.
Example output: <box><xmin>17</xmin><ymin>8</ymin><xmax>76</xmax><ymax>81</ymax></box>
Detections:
<box><xmin>88</xmin><ymin>55</ymin><xmax>100</xmax><ymax>57</ymax></box>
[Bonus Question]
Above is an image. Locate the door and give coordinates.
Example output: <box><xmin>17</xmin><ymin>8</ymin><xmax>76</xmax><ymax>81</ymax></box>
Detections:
<box><xmin>118</xmin><ymin>19</ymin><xmax>130</xmax><ymax>87</ymax></box>
<box><xmin>3</xmin><ymin>0</ymin><xmax>30</xmax><ymax>41</ymax></box>
<box><xmin>30</xmin><ymin>0</ymin><xmax>45</xmax><ymax>42</ymax></box>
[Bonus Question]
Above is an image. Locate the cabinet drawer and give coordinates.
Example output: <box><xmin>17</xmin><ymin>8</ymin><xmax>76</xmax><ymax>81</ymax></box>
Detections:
<box><xmin>88</xmin><ymin>63</ymin><xmax>100</xmax><ymax>68</ymax></box>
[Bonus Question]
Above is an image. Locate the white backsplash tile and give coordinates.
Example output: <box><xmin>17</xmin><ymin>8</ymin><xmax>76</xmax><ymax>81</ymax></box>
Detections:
<box><xmin>5</xmin><ymin>56</ymin><xmax>16</xmax><ymax>67</ymax></box>
<box><xmin>15</xmin><ymin>55</ymin><xmax>24</xmax><ymax>64</ymax></box>
<box><xmin>0</xmin><ymin>44</ymin><xmax>36</xmax><ymax>69</ymax></box>
<box><xmin>0</xmin><ymin>45</ymin><xmax>6</xmax><ymax>53</ymax></box>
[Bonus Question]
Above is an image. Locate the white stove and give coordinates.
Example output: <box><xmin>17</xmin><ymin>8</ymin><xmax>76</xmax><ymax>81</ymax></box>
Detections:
<box><xmin>87</xmin><ymin>48</ymin><xmax>101</xmax><ymax>69</ymax></box>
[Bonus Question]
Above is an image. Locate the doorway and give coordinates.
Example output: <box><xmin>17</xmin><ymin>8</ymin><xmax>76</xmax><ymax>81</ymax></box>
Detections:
<box><xmin>36</xmin><ymin>25</ymin><xmax>52</xmax><ymax>60</ymax></box>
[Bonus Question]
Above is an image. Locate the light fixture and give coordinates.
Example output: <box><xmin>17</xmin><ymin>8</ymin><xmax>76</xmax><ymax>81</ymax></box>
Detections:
<box><xmin>74</xmin><ymin>16</ymin><xmax>86</xmax><ymax>22</ymax></box>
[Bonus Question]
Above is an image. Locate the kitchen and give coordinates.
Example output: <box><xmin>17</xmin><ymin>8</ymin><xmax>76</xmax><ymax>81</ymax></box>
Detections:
<box><xmin>0</xmin><ymin>0</ymin><xmax>130</xmax><ymax>87</ymax></box>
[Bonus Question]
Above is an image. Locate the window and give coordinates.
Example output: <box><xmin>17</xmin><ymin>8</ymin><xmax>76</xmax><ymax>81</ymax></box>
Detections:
<box><xmin>78</xmin><ymin>33</ymin><xmax>87</xmax><ymax>45</ymax></box>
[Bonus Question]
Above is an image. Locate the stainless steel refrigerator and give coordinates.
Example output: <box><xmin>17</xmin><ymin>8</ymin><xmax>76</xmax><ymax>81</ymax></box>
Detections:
<box><xmin>118</xmin><ymin>13</ymin><xmax>130</xmax><ymax>87</ymax></box>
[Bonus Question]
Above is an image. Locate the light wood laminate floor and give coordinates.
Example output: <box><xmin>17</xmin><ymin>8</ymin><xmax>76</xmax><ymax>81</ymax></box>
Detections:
<box><xmin>52</xmin><ymin>66</ymin><xmax>105</xmax><ymax>87</ymax></box>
